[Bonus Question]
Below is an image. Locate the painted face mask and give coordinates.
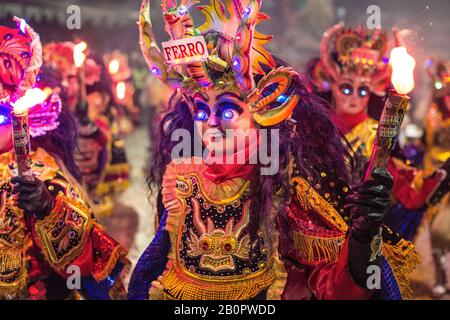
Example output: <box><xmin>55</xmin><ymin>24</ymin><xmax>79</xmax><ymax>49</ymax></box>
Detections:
<box><xmin>138</xmin><ymin>0</ymin><xmax>301</xmax><ymax>128</ymax></box>
<box><xmin>309</xmin><ymin>23</ymin><xmax>393</xmax><ymax>104</ymax></box>
<box><xmin>0</xmin><ymin>19</ymin><xmax>42</xmax><ymax>104</ymax></box>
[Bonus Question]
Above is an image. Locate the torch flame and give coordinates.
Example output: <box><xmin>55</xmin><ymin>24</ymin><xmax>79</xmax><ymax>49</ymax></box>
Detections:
<box><xmin>389</xmin><ymin>47</ymin><xmax>416</xmax><ymax>95</ymax></box>
<box><xmin>73</xmin><ymin>41</ymin><xmax>88</xmax><ymax>68</ymax></box>
<box><xmin>12</xmin><ymin>88</ymin><xmax>47</xmax><ymax>115</ymax></box>
<box><xmin>109</xmin><ymin>59</ymin><xmax>120</xmax><ymax>75</ymax></box>
<box><xmin>116</xmin><ymin>82</ymin><xmax>126</xmax><ymax>100</ymax></box>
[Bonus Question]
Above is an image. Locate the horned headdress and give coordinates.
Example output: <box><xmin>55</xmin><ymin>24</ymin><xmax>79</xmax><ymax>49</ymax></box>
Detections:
<box><xmin>138</xmin><ymin>0</ymin><xmax>300</xmax><ymax>126</ymax></box>
<box><xmin>310</xmin><ymin>23</ymin><xmax>392</xmax><ymax>95</ymax></box>
<box><xmin>0</xmin><ymin>17</ymin><xmax>42</xmax><ymax>103</ymax></box>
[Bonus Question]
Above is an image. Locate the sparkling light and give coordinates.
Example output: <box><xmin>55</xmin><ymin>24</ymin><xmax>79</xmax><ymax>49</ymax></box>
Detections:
<box><xmin>116</xmin><ymin>82</ymin><xmax>126</xmax><ymax>100</ymax></box>
<box><xmin>12</xmin><ymin>88</ymin><xmax>47</xmax><ymax>114</ymax></box>
<box><xmin>73</xmin><ymin>42</ymin><xmax>87</xmax><ymax>68</ymax></box>
<box><xmin>109</xmin><ymin>60</ymin><xmax>120</xmax><ymax>75</ymax></box>
<box><xmin>19</xmin><ymin>19</ymin><xmax>26</xmax><ymax>34</ymax></box>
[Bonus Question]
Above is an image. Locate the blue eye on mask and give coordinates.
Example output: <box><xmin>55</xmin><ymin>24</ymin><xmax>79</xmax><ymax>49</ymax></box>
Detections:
<box><xmin>0</xmin><ymin>105</ymin><xmax>12</xmax><ymax>125</ymax></box>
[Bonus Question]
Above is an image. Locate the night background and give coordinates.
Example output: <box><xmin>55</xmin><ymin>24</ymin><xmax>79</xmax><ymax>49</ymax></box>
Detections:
<box><xmin>1</xmin><ymin>0</ymin><xmax>449</xmax><ymax>300</ymax></box>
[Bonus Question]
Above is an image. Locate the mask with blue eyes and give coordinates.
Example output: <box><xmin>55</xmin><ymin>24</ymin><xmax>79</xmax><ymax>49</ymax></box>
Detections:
<box><xmin>338</xmin><ymin>83</ymin><xmax>370</xmax><ymax>98</ymax></box>
<box><xmin>192</xmin><ymin>101</ymin><xmax>240</xmax><ymax>122</ymax></box>
<box><xmin>189</xmin><ymin>66</ymin><xmax>300</xmax><ymax>127</ymax></box>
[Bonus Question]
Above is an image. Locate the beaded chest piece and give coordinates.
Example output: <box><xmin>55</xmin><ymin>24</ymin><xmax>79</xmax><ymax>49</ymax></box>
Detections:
<box><xmin>176</xmin><ymin>175</ymin><xmax>268</xmax><ymax>276</ymax></box>
<box><xmin>158</xmin><ymin>161</ymin><xmax>275</xmax><ymax>300</ymax></box>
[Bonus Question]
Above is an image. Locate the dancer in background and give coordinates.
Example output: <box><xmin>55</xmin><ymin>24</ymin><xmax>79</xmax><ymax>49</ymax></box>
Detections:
<box><xmin>0</xmin><ymin>19</ymin><xmax>128</xmax><ymax>300</ymax></box>
<box><xmin>307</xmin><ymin>24</ymin><xmax>449</xmax><ymax>242</ymax></box>
<box><xmin>423</xmin><ymin>59</ymin><xmax>450</xmax><ymax>296</ymax></box>
<box><xmin>43</xmin><ymin>42</ymin><xmax>130</xmax><ymax>217</ymax></box>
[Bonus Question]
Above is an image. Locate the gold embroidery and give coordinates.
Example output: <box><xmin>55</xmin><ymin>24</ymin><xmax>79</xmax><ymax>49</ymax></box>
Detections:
<box><xmin>291</xmin><ymin>177</ymin><xmax>348</xmax><ymax>233</ymax></box>
<box><xmin>35</xmin><ymin>193</ymin><xmax>93</xmax><ymax>271</ymax></box>
<box><xmin>344</xmin><ymin>117</ymin><xmax>378</xmax><ymax>159</ymax></box>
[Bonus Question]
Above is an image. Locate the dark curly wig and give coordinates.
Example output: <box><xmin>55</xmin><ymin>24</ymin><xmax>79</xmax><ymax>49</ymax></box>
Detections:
<box><xmin>147</xmin><ymin>56</ymin><xmax>354</xmax><ymax>251</ymax></box>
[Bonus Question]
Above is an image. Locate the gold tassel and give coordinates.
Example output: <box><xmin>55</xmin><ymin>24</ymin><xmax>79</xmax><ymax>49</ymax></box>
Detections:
<box><xmin>292</xmin><ymin>231</ymin><xmax>345</xmax><ymax>263</ymax></box>
<box><xmin>158</xmin><ymin>265</ymin><xmax>275</xmax><ymax>300</ymax></box>
<box><xmin>0</xmin><ymin>247</ymin><xmax>28</xmax><ymax>300</ymax></box>
<box><xmin>266</xmin><ymin>255</ymin><xmax>287</xmax><ymax>300</ymax></box>
<box><xmin>92</xmin><ymin>246</ymin><xmax>129</xmax><ymax>282</ymax></box>
<box><xmin>382</xmin><ymin>240</ymin><xmax>421</xmax><ymax>299</ymax></box>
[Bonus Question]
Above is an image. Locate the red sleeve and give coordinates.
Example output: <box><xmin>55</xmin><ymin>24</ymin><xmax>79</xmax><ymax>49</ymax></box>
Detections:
<box><xmin>94</xmin><ymin>117</ymin><xmax>111</xmax><ymax>146</ymax></box>
<box><xmin>54</xmin><ymin>238</ymin><xmax>94</xmax><ymax>278</ymax></box>
<box><xmin>281</xmin><ymin>202</ymin><xmax>373</xmax><ymax>300</ymax></box>
<box><xmin>387</xmin><ymin>157</ymin><xmax>443</xmax><ymax>209</ymax></box>
<box><xmin>306</xmin><ymin>240</ymin><xmax>373</xmax><ymax>300</ymax></box>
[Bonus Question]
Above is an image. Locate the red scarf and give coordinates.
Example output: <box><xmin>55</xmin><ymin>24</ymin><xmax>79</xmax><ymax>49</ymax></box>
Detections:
<box><xmin>332</xmin><ymin>110</ymin><xmax>368</xmax><ymax>134</ymax></box>
<box><xmin>203</xmin><ymin>139</ymin><xmax>258</xmax><ymax>184</ymax></box>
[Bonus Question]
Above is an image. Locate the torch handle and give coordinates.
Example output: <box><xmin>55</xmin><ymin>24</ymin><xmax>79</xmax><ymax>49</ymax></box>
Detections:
<box><xmin>78</xmin><ymin>65</ymin><xmax>87</xmax><ymax>103</ymax></box>
<box><xmin>364</xmin><ymin>90</ymin><xmax>409</xmax><ymax>181</ymax></box>
<box><xmin>11</xmin><ymin>112</ymin><xmax>32</xmax><ymax>176</ymax></box>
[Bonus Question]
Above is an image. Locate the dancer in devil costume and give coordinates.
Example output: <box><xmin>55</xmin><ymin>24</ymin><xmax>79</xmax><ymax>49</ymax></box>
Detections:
<box><xmin>128</xmin><ymin>0</ymin><xmax>419</xmax><ymax>300</ymax></box>
<box><xmin>307</xmin><ymin>24</ymin><xmax>449</xmax><ymax>243</ymax></box>
<box><xmin>423</xmin><ymin>59</ymin><xmax>450</xmax><ymax>297</ymax></box>
<box><xmin>43</xmin><ymin>43</ymin><xmax>130</xmax><ymax>217</ymax></box>
<box><xmin>0</xmin><ymin>19</ymin><xmax>128</xmax><ymax>300</ymax></box>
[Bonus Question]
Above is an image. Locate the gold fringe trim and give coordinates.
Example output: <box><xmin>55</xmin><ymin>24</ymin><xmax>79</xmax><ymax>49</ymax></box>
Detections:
<box><xmin>382</xmin><ymin>239</ymin><xmax>421</xmax><ymax>299</ymax></box>
<box><xmin>92</xmin><ymin>245</ymin><xmax>129</xmax><ymax>282</ymax></box>
<box><xmin>0</xmin><ymin>247</ymin><xmax>28</xmax><ymax>300</ymax></box>
<box><xmin>292</xmin><ymin>231</ymin><xmax>345</xmax><ymax>263</ymax></box>
<box><xmin>157</xmin><ymin>265</ymin><xmax>275</xmax><ymax>300</ymax></box>
<box><xmin>94</xmin><ymin>179</ymin><xmax>130</xmax><ymax>197</ymax></box>
<box><xmin>266</xmin><ymin>255</ymin><xmax>287</xmax><ymax>300</ymax></box>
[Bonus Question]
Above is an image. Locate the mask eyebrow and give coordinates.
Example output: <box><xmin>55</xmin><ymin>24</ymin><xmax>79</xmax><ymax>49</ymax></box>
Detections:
<box><xmin>215</xmin><ymin>92</ymin><xmax>242</xmax><ymax>101</ymax></box>
<box><xmin>193</xmin><ymin>92</ymin><xmax>209</xmax><ymax>102</ymax></box>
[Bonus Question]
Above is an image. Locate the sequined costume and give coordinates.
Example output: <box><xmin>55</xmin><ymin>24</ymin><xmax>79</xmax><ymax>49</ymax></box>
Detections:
<box><xmin>0</xmin><ymin>20</ymin><xmax>129</xmax><ymax>299</ymax></box>
<box><xmin>129</xmin><ymin>0</ymin><xmax>419</xmax><ymax>300</ymax></box>
<box><xmin>422</xmin><ymin>59</ymin><xmax>450</xmax><ymax>296</ymax></box>
<box><xmin>308</xmin><ymin>24</ymin><xmax>446</xmax><ymax>242</ymax></box>
<box><xmin>43</xmin><ymin>43</ymin><xmax>130</xmax><ymax>217</ymax></box>
<box><xmin>0</xmin><ymin>148</ymin><xmax>127</xmax><ymax>299</ymax></box>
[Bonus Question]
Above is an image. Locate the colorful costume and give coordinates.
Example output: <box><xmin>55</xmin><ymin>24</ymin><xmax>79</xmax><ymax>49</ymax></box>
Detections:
<box><xmin>308</xmin><ymin>24</ymin><xmax>448</xmax><ymax>242</ymax></box>
<box><xmin>0</xmin><ymin>19</ymin><xmax>128</xmax><ymax>299</ymax></box>
<box><xmin>422</xmin><ymin>59</ymin><xmax>450</xmax><ymax>296</ymax></box>
<box><xmin>128</xmin><ymin>0</ymin><xmax>419</xmax><ymax>300</ymax></box>
<box><xmin>43</xmin><ymin>42</ymin><xmax>130</xmax><ymax>217</ymax></box>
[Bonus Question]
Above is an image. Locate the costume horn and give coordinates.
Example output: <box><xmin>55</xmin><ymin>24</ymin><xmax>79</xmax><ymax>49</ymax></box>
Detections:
<box><xmin>139</xmin><ymin>0</ymin><xmax>185</xmax><ymax>88</ymax></box>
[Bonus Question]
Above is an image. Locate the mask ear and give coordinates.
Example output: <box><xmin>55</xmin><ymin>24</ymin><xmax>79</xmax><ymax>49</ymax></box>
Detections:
<box><xmin>246</xmin><ymin>67</ymin><xmax>300</xmax><ymax>127</ymax></box>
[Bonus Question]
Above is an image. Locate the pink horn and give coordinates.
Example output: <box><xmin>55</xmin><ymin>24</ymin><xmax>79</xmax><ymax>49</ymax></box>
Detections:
<box><xmin>320</xmin><ymin>22</ymin><xmax>344</xmax><ymax>82</ymax></box>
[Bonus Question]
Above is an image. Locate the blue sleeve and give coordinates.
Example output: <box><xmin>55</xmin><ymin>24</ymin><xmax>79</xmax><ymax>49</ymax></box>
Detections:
<box><xmin>127</xmin><ymin>210</ymin><xmax>170</xmax><ymax>300</ymax></box>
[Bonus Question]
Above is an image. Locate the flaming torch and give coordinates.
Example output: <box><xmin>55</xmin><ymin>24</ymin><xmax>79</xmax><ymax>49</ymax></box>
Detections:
<box><xmin>11</xmin><ymin>88</ymin><xmax>47</xmax><ymax>176</ymax></box>
<box><xmin>364</xmin><ymin>46</ymin><xmax>416</xmax><ymax>262</ymax></box>
<box><xmin>73</xmin><ymin>41</ymin><xmax>88</xmax><ymax>102</ymax></box>
<box><xmin>108</xmin><ymin>59</ymin><xmax>120</xmax><ymax>75</ymax></box>
<box><xmin>364</xmin><ymin>46</ymin><xmax>416</xmax><ymax>180</ymax></box>
<box><xmin>73</xmin><ymin>41</ymin><xmax>97</xmax><ymax>137</ymax></box>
